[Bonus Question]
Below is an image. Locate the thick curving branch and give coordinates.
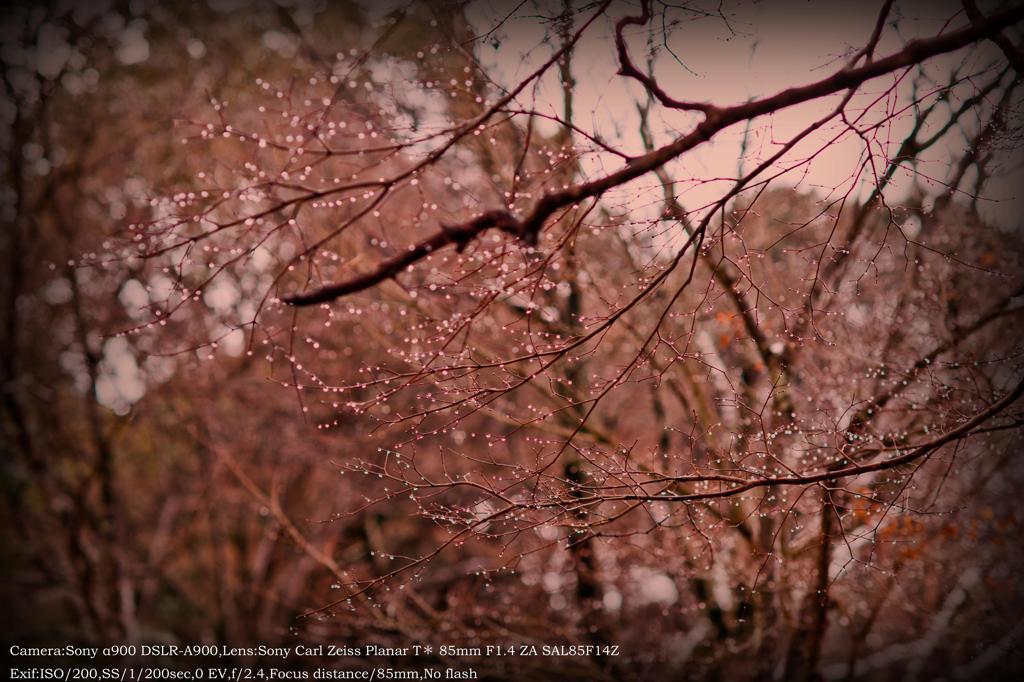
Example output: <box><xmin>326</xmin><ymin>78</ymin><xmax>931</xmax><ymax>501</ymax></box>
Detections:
<box><xmin>282</xmin><ymin>2</ymin><xmax>1024</xmax><ymax>307</ymax></box>
<box><xmin>614</xmin><ymin>0</ymin><xmax>716</xmax><ymax>114</ymax></box>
